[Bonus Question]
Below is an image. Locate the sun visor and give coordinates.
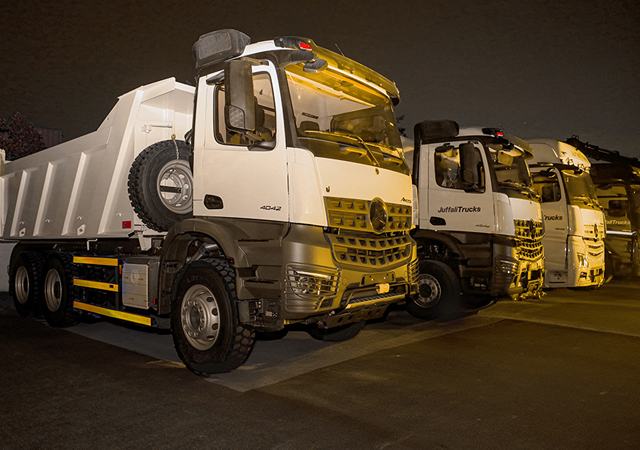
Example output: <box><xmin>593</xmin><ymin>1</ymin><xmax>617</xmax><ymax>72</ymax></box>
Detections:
<box><xmin>414</xmin><ymin>120</ymin><xmax>460</xmax><ymax>143</ymax></box>
<box><xmin>193</xmin><ymin>29</ymin><xmax>251</xmax><ymax>71</ymax></box>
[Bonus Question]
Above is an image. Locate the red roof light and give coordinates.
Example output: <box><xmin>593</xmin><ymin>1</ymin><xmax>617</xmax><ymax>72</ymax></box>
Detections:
<box><xmin>299</xmin><ymin>42</ymin><xmax>312</xmax><ymax>50</ymax></box>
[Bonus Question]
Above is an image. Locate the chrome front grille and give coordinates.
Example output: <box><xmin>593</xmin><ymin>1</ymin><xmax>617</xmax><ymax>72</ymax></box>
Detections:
<box><xmin>514</xmin><ymin>219</ymin><xmax>545</xmax><ymax>240</ymax></box>
<box><xmin>516</xmin><ymin>239</ymin><xmax>544</xmax><ymax>260</ymax></box>
<box><xmin>325</xmin><ymin>197</ymin><xmax>412</xmax><ymax>233</ymax></box>
<box><xmin>514</xmin><ymin>219</ymin><xmax>544</xmax><ymax>261</ymax></box>
<box><xmin>327</xmin><ymin>232</ymin><xmax>412</xmax><ymax>269</ymax></box>
<box><xmin>587</xmin><ymin>241</ymin><xmax>605</xmax><ymax>258</ymax></box>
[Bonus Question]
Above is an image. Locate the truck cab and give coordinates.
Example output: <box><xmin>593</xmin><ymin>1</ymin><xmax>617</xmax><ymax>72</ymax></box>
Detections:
<box><xmin>528</xmin><ymin>139</ymin><xmax>605</xmax><ymax>288</ymax></box>
<box><xmin>406</xmin><ymin>120</ymin><xmax>544</xmax><ymax>320</ymax></box>
<box><xmin>590</xmin><ymin>163</ymin><xmax>640</xmax><ymax>278</ymax></box>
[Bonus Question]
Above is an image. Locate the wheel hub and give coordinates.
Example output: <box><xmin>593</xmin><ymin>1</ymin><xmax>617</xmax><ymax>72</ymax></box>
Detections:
<box><xmin>157</xmin><ymin>160</ymin><xmax>193</xmax><ymax>214</ymax></box>
<box><xmin>15</xmin><ymin>266</ymin><xmax>29</xmax><ymax>305</ymax></box>
<box><xmin>44</xmin><ymin>269</ymin><xmax>62</xmax><ymax>312</ymax></box>
<box><xmin>180</xmin><ymin>285</ymin><xmax>220</xmax><ymax>351</ymax></box>
<box><xmin>416</xmin><ymin>274</ymin><xmax>441</xmax><ymax>308</ymax></box>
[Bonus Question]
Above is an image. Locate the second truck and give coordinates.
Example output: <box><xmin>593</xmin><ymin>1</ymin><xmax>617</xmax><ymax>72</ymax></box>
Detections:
<box><xmin>405</xmin><ymin>120</ymin><xmax>545</xmax><ymax>319</ymax></box>
<box><xmin>528</xmin><ymin>139</ymin><xmax>606</xmax><ymax>289</ymax></box>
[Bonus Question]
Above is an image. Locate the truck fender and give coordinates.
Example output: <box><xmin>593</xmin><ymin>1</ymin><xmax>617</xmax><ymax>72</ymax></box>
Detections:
<box><xmin>157</xmin><ymin>219</ymin><xmax>250</xmax><ymax>314</ymax></box>
<box><xmin>411</xmin><ymin>229</ymin><xmax>462</xmax><ymax>268</ymax></box>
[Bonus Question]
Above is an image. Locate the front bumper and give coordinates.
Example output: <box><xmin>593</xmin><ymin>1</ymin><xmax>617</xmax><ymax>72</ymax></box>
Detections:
<box><xmin>241</xmin><ymin>224</ymin><xmax>418</xmax><ymax>330</ymax></box>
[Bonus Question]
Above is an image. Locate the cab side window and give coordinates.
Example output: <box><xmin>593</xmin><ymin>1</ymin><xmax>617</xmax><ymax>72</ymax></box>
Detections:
<box><xmin>532</xmin><ymin>172</ymin><xmax>561</xmax><ymax>202</ymax></box>
<box><xmin>434</xmin><ymin>143</ymin><xmax>485</xmax><ymax>191</ymax></box>
<box><xmin>214</xmin><ymin>72</ymin><xmax>276</xmax><ymax>145</ymax></box>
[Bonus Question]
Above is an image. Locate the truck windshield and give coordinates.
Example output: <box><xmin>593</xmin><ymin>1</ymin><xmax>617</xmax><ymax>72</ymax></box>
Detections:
<box><xmin>562</xmin><ymin>170</ymin><xmax>601</xmax><ymax>209</ymax></box>
<box><xmin>285</xmin><ymin>64</ymin><xmax>408</xmax><ymax>174</ymax></box>
<box><xmin>488</xmin><ymin>144</ymin><xmax>535</xmax><ymax>197</ymax></box>
<box><xmin>596</xmin><ymin>184</ymin><xmax>632</xmax><ymax>229</ymax></box>
<box><xmin>629</xmin><ymin>185</ymin><xmax>640</xmax><ymax>210</ymax></box>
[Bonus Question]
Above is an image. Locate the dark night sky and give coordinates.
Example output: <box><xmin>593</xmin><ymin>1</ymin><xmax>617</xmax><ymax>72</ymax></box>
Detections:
<box><xmin>1</xmin><ymin>0</ymin><xmax>639</xmax><ymax>156</ymax></box>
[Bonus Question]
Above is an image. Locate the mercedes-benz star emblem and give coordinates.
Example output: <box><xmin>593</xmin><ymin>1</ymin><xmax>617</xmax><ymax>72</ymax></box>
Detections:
<box><xmin>370</xmin><ymin>198</ymin><xmax>388</xmax><ymax>233</ymax></box>
<box><xmin>529</xmin><ymin>220</ymin><xmax>536</xmax><ymax>238</ymax></box>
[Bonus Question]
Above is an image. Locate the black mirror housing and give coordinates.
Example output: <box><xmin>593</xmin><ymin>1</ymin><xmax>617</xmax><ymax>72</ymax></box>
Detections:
<box><xmin>460</xmin><ymin>142</ymin><xmax>482</xmax><ymax>189</ymax></box>
<box><xmin>224</xmin><ymin>59</ymin><xmax>256</xmax><ymax>133</ymax></box>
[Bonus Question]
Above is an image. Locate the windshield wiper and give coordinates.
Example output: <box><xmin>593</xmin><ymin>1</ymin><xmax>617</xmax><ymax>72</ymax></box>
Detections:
<box><xmin>304</xmin><ymin>130</ymin><xmax>379</xmax><ymax>166</ymax></box>
<box><xmin>381</xmin><ymin>152</ymin><xmax>404</xmax><ymax>165</ymax></box>
<box><xmin>572</xmin><ymin>195</ymin><xmax>600</xmax><ymax>208</ymax></box>
<box><xmin>500</xmin><ymin>181</ymin><xmax>538</xmax><ymax>197</ymax></box>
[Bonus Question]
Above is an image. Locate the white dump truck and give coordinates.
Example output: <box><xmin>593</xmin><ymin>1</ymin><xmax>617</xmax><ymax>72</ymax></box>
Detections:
<box><xmin>528</xmin><ymin>139</ymin><xmax>605</xmax><ymax>288</ymax></box>
<box><xmin>1</xmin><ymin>30</ymin><xmax>418</xmax><ymax>375</ymax></box>
<box><xmin>405</xmin><ymin>120</ymin><xmax>545</xmax><ymax>319</ymax></box>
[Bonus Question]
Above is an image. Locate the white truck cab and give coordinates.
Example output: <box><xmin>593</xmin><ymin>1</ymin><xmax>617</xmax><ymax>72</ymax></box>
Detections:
<box><xmin>528</xmin><ymin>139</ymin><xmax>605</xmax><ymax>288</ymax></box>
<box><xmin>405</xmin><ymin>120</ymin><xmax>544</xmax><ymax>319</ymax></box>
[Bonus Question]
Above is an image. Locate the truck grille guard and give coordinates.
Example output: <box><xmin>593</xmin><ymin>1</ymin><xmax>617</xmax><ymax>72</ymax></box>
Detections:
<box><xmin>284</xmin><ymin>265</ymin><xmax>340</xmax><ymax>302</ymax></box>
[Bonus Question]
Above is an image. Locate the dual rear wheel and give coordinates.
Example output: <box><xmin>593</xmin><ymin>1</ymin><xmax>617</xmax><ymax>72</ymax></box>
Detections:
<box><xmin>10</xmin><ymin>251</ymin><xmax>78</xmax><ymax>327</ymax></box>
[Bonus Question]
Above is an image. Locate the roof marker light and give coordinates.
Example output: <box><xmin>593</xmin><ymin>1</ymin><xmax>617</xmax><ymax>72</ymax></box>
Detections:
<box><xmin>299</xmin><ymin>42</ymin><xmax>312</xmax><ymax>50</ymax></box>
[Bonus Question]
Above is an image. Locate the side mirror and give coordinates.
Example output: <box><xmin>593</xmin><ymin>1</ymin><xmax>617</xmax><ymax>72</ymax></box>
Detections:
<box><xmin>460</xmin><ymin>142</ymin><xmax>481</xmax><ymax>189</ymax></box>
<box><xmin>224</xmin><ymin>59</ymin><xmax>255</xmax><ymax>133</ymax></box>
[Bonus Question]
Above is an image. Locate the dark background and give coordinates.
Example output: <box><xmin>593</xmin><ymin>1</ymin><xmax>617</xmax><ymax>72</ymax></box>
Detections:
<box><xmin>1</xmin><ymin>0</ymin><xmax>638</xmax><ymax>156</ymax></box>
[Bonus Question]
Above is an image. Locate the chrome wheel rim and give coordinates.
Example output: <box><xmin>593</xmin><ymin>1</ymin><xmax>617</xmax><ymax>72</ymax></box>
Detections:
<box><xmin>44</xmin><ymin>268</ymin><xmax>63</xmax><ymax>312</ymax></box>
<box><xmin>15</xmin><ymin>266</ymin><xmax>29</xmax><ymax>305</ymax></box>
<box><xmin>180</xmin><ymin>284</ymin><xmax>220</xmax><ymax>351</ymax></box>
<box><xmin>416</xmin><ymin>273</ymin><xmax>441</xmax><ymax>308</ymax></box>
<box><xmin>157</xmin><ymin>160</ymin><xmax>193</xmax><ymax>214</ymax></box>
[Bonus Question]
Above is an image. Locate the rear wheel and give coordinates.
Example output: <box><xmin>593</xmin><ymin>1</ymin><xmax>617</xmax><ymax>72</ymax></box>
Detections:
<box><xmin>42</xmin><ymin>254</ymin><xmax>79</xmax><ymax>327</ymax></box>
<box><xmin>171</xmin><ymin>259</ymin><xmax>255</xmax><ymax>375</ymax></box>
<box><xmin>10</xmin><ymin>251</ymin><xmax>44</xmax><ymax>318</ymax></box>
<box><xmin>407</xmin><ymin>260</ymin><xmax>460</xmax><ymax>320</ymax></box>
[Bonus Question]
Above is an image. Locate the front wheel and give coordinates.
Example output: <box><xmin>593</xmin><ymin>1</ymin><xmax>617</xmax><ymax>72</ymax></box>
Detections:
<box><xmin>171</xmin><ymin>259</ymin><xmax>255</xmax><ymax>375</ymax></box>
<box><xmin>407</xmin><ymin>260</ymin><xmax>460</xmax><ymax>321</ymax></box>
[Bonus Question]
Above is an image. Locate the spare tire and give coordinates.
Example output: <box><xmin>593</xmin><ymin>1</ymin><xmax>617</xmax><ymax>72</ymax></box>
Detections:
<box><xmin>128</xmin><ymin>140</ymin><xmax>193</xmax><ymax>232</ymax></box>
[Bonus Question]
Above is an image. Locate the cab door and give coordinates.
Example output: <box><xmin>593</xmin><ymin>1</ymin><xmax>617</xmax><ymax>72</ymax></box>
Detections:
<box><xmin>193</xmin><ymin>62</ymin><xmax>289</xmax><ymax>222</ymax></box>
<box><xmin>531</xmin><ymin>167</ymin><xmax>569</xmax><ymax>283</ymax></box>
<box><xmin>420</xmin><ymin>140</ymin><xmax>495</xmax><ymax>233</ymax></box>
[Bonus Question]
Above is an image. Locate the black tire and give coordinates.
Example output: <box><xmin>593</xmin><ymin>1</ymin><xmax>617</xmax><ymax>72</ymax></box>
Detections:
<box><xmin>256</xmin><ymin>329</ymin><xmax>289</xmax><ymax>341</ymax></box>
<box><xmin>308</xmin><ymin>320</ymin><xmax>365</xmax><ymax>342</ymax></box>
<box><xmin>9</xmin><ymin>251</ymin><xmax>45</xmax><ymax>318</ymax></box>
<box><xmin>128</xmin><ymin>140</ymin><xmax>193</xmax><ymax>232</ymax></box>
<box><xmin>41</xmin><ymin>253</ymin><xmax>79</xmax><ymax>327</ymax></box>
<box><xmin>604</xmin><ymin>252</ymin><xmax>615</xmax><ymax>284</ymax></box>
<box><xmin>407</xmin><ymin>260</ymin><xmax>461</xmax><ymax>321</ymax></box>
<box><xmin>171</xmin><ymin>258</ymin><xmax>255</xmax><ymax>375</ymax></box>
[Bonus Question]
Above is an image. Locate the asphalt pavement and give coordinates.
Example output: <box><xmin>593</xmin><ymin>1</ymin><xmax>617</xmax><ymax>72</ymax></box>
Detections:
<box><xmin>2</xmin><ymin>281</ymin><xmax>640</xmax><ymax>449</ymax></box>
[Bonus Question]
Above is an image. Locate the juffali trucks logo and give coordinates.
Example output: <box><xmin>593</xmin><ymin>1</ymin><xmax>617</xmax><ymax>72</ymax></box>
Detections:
<box><xmin>437</xmin><ymin>206</ymin><xmax>482</xmax><ymax>213</ymax></box>
<box><xmin>544</xmin><ymin>215</ymin><xmax>563</xmax><ymax>220</ymax></box>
